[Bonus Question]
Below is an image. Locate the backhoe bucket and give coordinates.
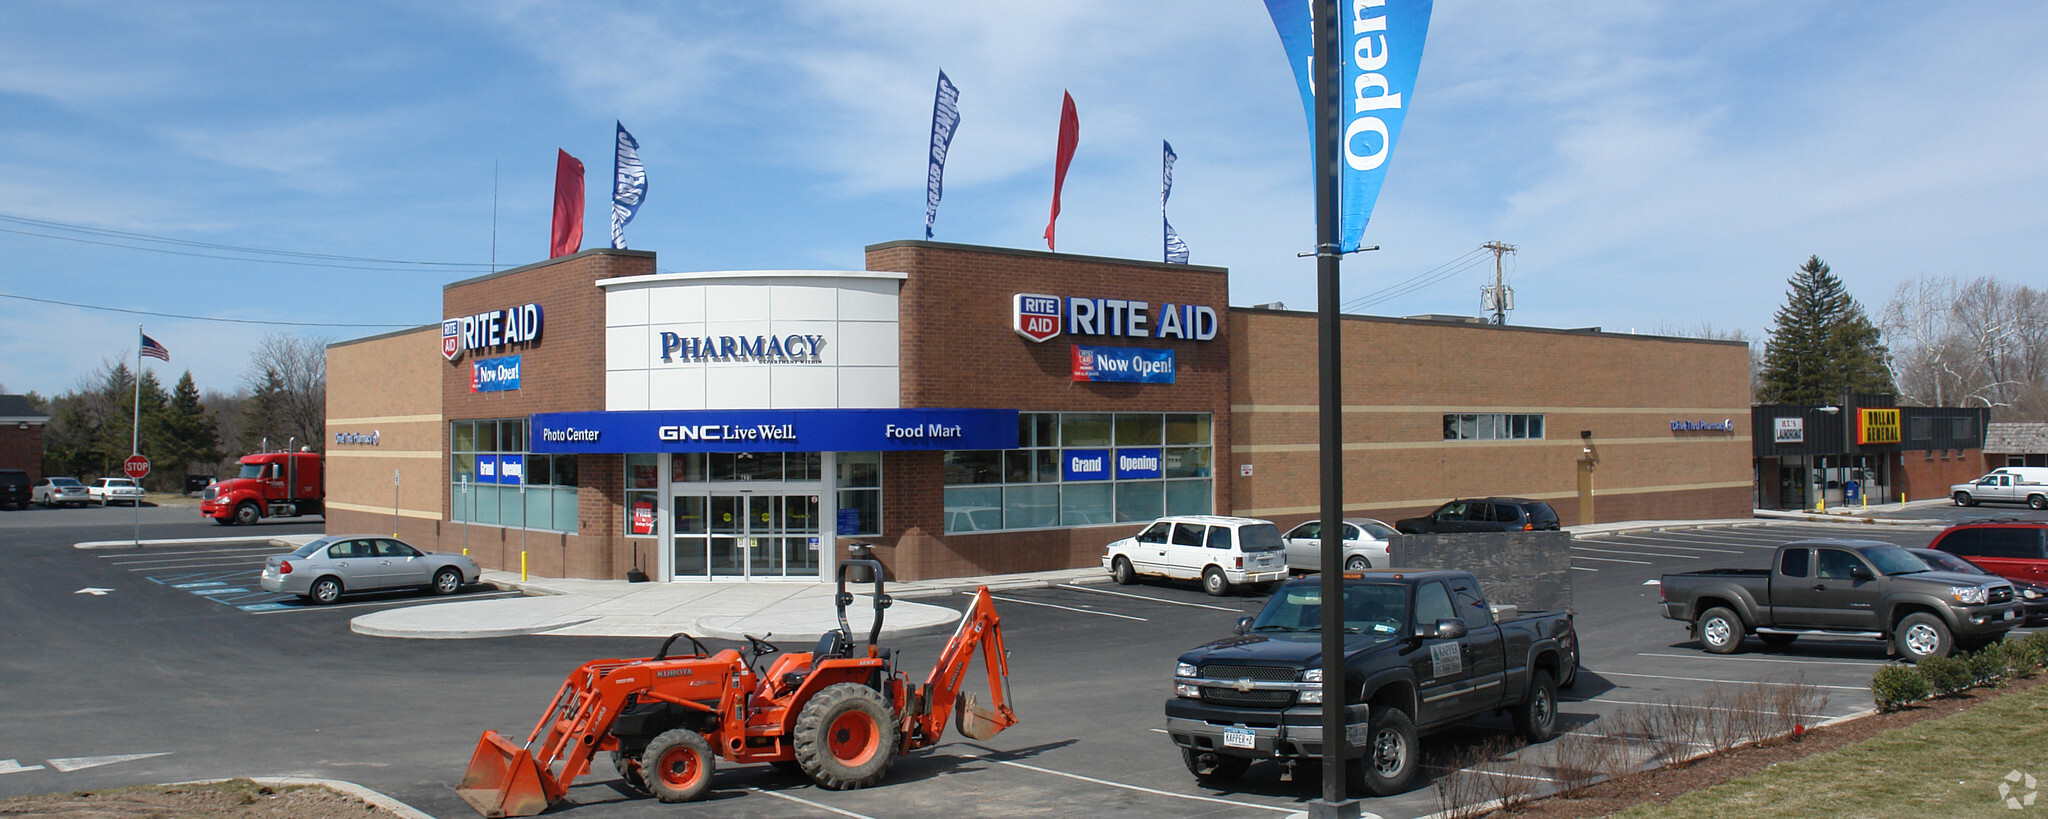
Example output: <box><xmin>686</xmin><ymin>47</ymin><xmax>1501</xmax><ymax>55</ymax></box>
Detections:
<box><xmin>955</xmin><ymin>692</ymin><xmax>1010</xmax><ymax>741</ymax></box>
<box><xmin>457</xmin><ymin>730</ymin><xmax>558</xmax><ymax>818</ymax></box>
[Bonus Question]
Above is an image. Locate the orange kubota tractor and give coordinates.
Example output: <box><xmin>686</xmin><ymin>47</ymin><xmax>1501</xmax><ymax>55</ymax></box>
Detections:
<box><xmin>458</xmin><ymin>559</ymin><xmax>1017</xmax><ymax>817</ymax></box>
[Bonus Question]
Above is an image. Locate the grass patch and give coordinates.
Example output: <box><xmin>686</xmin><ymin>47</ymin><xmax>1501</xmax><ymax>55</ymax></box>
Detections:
<box><xmin>1610</xmin><ymin>680</ymin><xmax>2048</xmax><ymax>818</ymax></box>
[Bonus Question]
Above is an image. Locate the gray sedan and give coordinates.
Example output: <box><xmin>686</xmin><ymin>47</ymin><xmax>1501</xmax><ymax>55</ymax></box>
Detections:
<box><xmin>260</xmin><ymin>535</ymin><xmax>481</xmax><ymax>605</ymax></box>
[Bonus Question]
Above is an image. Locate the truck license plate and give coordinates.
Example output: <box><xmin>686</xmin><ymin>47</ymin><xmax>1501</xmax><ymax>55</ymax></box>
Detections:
<box><xmin>2006</xmin><ymin>609</ymin><xmax>2018</xmax><ymax>620</ymax></box>
<box><xmin>1223</xmin><ymin>727</ymin><xmax>1255</xmax><ymax>749</ymax></box>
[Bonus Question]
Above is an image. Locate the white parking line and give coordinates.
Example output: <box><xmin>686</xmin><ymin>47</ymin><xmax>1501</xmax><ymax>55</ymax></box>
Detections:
<box><xmin>1637</xmin><ymin>651</ymin><xmax>1888</xmax><ymax>667</ymax></box>
<box><xmin>980</xmin><ymin>594</ymin><xmax>1149</xmax><ymax>622</ymax></box>
<box><xmin>1570</xmin><ymin>566</ymin><xmax>1600</xmax><ymax>572</ymax></box>
<box><xmin>1591</xmin><ymin>670</ymin><xmax>1867</xmax><ymax>691</ymax></box>
<box><xmin>1567</xmin><ymin>697</ymin><xmax>1841</xmax><ymax>719</ymax></box>
<box><xmin>1593</xmin><ymin>538</ymin><xmax>1745</xmax><ymax>554</ymax></box>
<box><xmin>246</xmin><ymin>590</ymin><xmax>522</xmax><ymax>615</ymax></box>
<box><xmin>108</xmin><ymin>554</ymin><xmax>270</xmax><ymax>566</ymax></box>
<box><xmin>1422</xmin><ymin>764</ymin><xmax>1558</xmax><ymax>784</ymax></box>
<box><xmin>1058</xmin><ymin>585</ymin><xmax>1244</xmax><ymax>612</ymax></box>
<box><xmin>744</xmin><ymin>786</ymin><xmax>873</xmax><ymax>818</ymax></box>
<box><xmin>97</xmin><ymin>546</ymin><xmax>280</xmax><ymax>561</ymax></box>
<box><xmin>1570</xmin><ymin>555</ymin><xmax>1652</xmax><ymax>565</ymax></box>
<box><xmin>1571</xmin><ymin>547</ymin><xmax>1699</xmax><ymax>559</ymax></box>
<box><xmin>126</xmin><ymin>561</ymin><xmax>263</xmax><ymax>572</ymax></box>
<box><xmin>972</xmin><ymin>755</ymin><xmax>1301</xmax><ymax>814</ymax></box>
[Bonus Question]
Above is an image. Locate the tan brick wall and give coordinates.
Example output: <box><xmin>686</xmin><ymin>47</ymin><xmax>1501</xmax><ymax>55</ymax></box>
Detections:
<box><xmin>1228</xmin><ymin>311</ymin><xmax>1754</xmax><ymax>528</ymax></box>
<box><xmin>326</xmin><ymin>326</ymin><xmax>444</xmax><ymax>537</ymax></box>
<box><xmin>1898</xmin><ymin>448</ymin><xmax>1989</xmax><ymax>502</ymax></box>
<box><xmin>860</xmin><ymin>242</ymin><xmax>1233</xmax><ymax>580</ymax></box>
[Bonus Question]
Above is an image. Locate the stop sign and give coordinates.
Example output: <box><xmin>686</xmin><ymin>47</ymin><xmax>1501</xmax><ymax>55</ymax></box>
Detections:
<box><xmin>123</xmin><ymin>455</ymin><xmax>151</xmax><ymax>480</ymax></box>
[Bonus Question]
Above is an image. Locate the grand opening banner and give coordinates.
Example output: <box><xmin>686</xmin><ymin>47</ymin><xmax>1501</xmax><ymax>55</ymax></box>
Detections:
<box><xmin>1261</xmin><ymin>0</ymin><xmax>1434</xmax><ymax>252</ymax></box>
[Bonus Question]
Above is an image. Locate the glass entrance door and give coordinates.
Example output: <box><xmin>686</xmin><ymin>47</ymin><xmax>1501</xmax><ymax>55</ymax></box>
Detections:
<box><xmin>672</xmin><ymin>492</ymin><xmax>821</xmax><ymax>580</ymax></box>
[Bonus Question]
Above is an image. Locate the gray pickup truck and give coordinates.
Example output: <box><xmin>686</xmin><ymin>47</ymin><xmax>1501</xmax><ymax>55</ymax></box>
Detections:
<box><xmin>1660</xmin><ymin>538</ymin><xmax>2022</xmax><ymax>662</ymax></box>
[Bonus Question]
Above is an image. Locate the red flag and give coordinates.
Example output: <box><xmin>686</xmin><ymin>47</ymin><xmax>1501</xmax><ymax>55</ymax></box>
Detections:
<box><xmin>550</xmin><ymin>149</ymin><xmax>585</xmax><ymax>259</ymax></box>
<box><xmin>1043</xmin><ymin>91</ymin><xmax>1079</xmax><ymax>250</ymax></box>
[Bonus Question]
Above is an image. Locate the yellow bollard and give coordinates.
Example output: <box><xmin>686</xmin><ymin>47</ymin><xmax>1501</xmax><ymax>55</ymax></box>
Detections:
<box><xmin>1817</xmin><ymin>497</ymin><xmax>1825</xmax><ymax>513</ymax></box>
<box><xmin>462</xmin><ymin>548</ymin><xmax>468</xmax><ymax>557</ymax></box>
<box><xmin>521</xmin><ymin>551</ymin><xmax>528</xmax><ymax>581</ymax></box>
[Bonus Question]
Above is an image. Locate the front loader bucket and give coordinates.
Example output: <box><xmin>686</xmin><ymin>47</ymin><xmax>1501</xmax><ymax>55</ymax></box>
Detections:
<box><xmin>457</xmin><ymin>730</ymin><xmax>559</xmax><ymax>818</ymax></box>
<box><xmin>955</xmin><ymin>691</ymin><xmax>1013</xmax><ymax>741</ymax></box>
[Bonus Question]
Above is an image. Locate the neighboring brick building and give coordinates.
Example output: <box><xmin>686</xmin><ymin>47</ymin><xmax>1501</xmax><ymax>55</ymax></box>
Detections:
<box><xmin>0</xmin><ymin>394</ymin><xmax>50</xmax><ymax>481</ymax></box>
<box><xmin>1985</xmin><ymin>422</ymin><xmax>2048</xmax><ymax>470</ymax></box>
<box><xmin>1753</xmin><ymin>397</ymin><xmax>1991</xmax><ymax>509</ymax></box>
<box><xmin>327</xmin><ymin>241</ymin><xmax>1754</xmax><ymax>582</ymax></box>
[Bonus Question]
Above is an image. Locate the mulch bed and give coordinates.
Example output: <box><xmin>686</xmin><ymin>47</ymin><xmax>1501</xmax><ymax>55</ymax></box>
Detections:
<box><xmin>1497</xmin><ymin>671</ymin><xmax>2048</xmax><ymax>818</ymax></box>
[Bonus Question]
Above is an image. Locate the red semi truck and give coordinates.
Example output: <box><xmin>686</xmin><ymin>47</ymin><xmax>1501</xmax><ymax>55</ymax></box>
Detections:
<box><xmin>200</xmin><ymin>451</ymin><xmax>324</xmax><ymax>525</ymax></box>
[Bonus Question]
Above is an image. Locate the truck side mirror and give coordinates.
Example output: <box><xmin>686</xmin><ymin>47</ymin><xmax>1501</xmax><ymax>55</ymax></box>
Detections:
<box><xmin>1850</xmin><ymin>566</ymin><xmax>1874</xmax><ymax>582</ymax></box>
<box><xmin>1233</xmin><ymin>616</ymin><xmax>1254</xmax><ymax>636</ymax></box>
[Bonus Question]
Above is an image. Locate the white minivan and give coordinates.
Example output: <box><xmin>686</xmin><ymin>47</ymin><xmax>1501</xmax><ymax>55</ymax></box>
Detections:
<box><xmin>1102</xmin><ymin>515</ymin><xmax>1290</xmax><ymax>596</ymax></box>
<box><xmin>1952</xmin><ymin>467</ymin><xmax>2048</xmax><ymax>510</ymax></box>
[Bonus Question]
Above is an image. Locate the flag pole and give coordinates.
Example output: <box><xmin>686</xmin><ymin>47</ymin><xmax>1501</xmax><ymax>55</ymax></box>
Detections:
<box><xmin>132</xmin><ymin>325</ymin><xmax>142</xmax><ymax>457</ymax></box>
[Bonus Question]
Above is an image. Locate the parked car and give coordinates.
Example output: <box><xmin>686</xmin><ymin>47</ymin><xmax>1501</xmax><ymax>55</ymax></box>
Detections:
<box><xmin>1395</xmin><ymin>498</ymin><xmax>1560</xmax><ymax>534</ymax></box>
<box><xmin>1949</xmin><ymin>467</ymin><xmax>2048</xmax><ymax>509</ymax></box>
<box><xmin>259</xmin><ymin>535</ymin><xmax>481</xmax><ymax>605</ymax></box>
<box><xmin>31</xmin><ymin>476</ymin><xmax>89</xmax><ymax>508</ymax></box>
<box><xmin>1909</xmin><ymin>547</ymin><xmax>2048</xmax><ymax>626</ymax></box>
<box><xmin>0</xmin><ymin>469</ymin><xmax>29</xmax><ymax>510</ymax></box>
<box><xmin>1929</xmin><ymin>521</ymin><xmax>2048</xmax><ymax>587</ymax></box>
<box><xmin>1660</xmin><ymin>539</ymin><xmax>2021</xmax><ymax>662</ymax></box>
<box><xmin>1280</xmin><ymin>517</ymin><xmax>1396</xmax><ymax>572</ymax></box>
<box><xmin>86</xmin><ymin>477</ymin><xmax>146</xmax><ymax>506</ymax></box>
<box><xmin>1103</xmin><ymin>515</ymin><xmax>1290</xmax><ymax>596</ymax></box>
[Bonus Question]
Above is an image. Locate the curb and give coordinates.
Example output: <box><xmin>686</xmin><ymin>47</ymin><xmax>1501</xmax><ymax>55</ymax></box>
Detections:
<box><xmin>1751</xmin><ymin>510</ymin><xmax>1946</xmax><ymax>528</ymax></box>
<box><xmin>349</xmin><ymin>615</ymin><xmax>600</xmax><ymax>640</ymax></box>
<box><xmin>72</xmin><ymin>534</ymin><xmax>314</xmax><ymax>551</ymax></box>
<box><xmin>173</xmin><ymin>776</ymin><xmax>435</xmax><ymax>819</ymax></box>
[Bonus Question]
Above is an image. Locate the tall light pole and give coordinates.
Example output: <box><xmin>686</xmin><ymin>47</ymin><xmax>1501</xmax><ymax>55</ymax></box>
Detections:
<box><xmin>1311</xmin><ymin>1</ymin><xmax>1357</xmax><ymax>815</ymax></box>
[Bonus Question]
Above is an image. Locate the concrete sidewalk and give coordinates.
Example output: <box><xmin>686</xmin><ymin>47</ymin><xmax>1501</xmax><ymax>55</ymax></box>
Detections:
<box><xmin>348</xmin><ymin>566</ymin><xmax>1114</xmax><ymax>641</ymax></box>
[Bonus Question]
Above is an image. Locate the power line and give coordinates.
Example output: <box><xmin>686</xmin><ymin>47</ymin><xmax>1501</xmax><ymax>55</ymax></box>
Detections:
<box><xmin>0</xmin><ymin>291</ymin><xmax>419</xmax><ymax>328</ymax></box>
<box><xmin>1342</xmin><ymin>248</ymin><xmax>1491</xmax><ymax>312</ymax></box>
<box><xmin>0</xmin><ymin>214</ymin><xmax>495</xmax><ymax>272</ymax></box>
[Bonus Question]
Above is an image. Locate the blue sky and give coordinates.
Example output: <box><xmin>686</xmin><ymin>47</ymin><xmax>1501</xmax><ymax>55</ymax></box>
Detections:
<box><xmin>4</xmin><ymin>1</ymin><xmax>2045</xmax><ymax>397</ymax></box>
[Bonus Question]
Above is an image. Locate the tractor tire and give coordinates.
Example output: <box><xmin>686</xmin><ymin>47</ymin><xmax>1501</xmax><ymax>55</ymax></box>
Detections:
<box><xmin>794</xmin><ymin>682</ymin><xmax>898</xmax><ymax>790</ymax></box>
<box><xmin>1346</xmin><ymin>706</ymin><xmax>1420</xmax><ymax>797</ymax></box>
<box><xmin>307</xmin><ymin>576</ymin><xmax>343</xmax><ymax>605</ymax></box>
<box><xmin>1511</xmin><ymin>669</ymin><xmax>1558</xmax><ymax>742</ymax></box>
<box><xmin>612</xmin><ymin>750</ymin><xmax>650</xmax><ymax>795</ymax></box>
<box><xmin>1344</xmin><ymin>554</ymin><xmax>1371</xmax><ymax>572</ymax></box>
<box><xmin>1180</xmin><ymin>747</ymin><xmax>1250</xmax><ymax>782</ymax></box>
<box><xmin>234</xmin><ymin>502</ymin><xmax>261</xmax><ymax>526</ymax></box>
<box><xmin>430</xmin><ymin>567</ymin><xmax>462</xmax><ymax>595</ymax></box>
<box><xmin>1111</xmin><ymin>556</ymin><xmax>1137</xmax><ymax>585</ymax></box>
<box><xmin>642</xmin><ymin>728</ymin><xmax>715</xmax><ymax>803</ymax></box>
<box><xmin>1895</xmin><ymin>612</ymin><xmax>1953</xmax><ymax>663</ymax></box>
<box><xmin>1202</xmin><ymin>567</ymin><xmax>1232</xmax><ymax>597</ymax></box>
<box><xmin>1696</xmin><ymin>607</ymin><xmax>1743</xmax><ymax>654</ymax></box>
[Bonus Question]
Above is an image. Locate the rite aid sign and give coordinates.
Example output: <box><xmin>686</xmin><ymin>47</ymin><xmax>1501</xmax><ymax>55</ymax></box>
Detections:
<box><xmin>444</xmin><ymin>303</ymin><xmax>544</xmax><ymax>361</ymax></box>
<box><xmin>1014</xmin><ymin>293</ymin><xmax>1219</xmax><ymax>343</ymax></box>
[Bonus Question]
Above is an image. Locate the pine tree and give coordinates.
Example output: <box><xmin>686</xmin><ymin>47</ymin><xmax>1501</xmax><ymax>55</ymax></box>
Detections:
<box><xmin>1759</xmin><ymin>255</ymin><xmax>1895</xmax><ymax>404</ymax></box>
<box><xmin>154</xmin><ymin>371</ymin><xmax>218</xmax><ymax>489</ymax></box>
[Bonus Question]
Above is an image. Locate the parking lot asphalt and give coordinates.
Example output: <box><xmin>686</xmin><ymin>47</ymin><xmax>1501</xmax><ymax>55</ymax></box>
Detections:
<box><xmin>5</xmin><ymin>510</ymin><xmax>2033</xmax><ymax>819</ymax></box>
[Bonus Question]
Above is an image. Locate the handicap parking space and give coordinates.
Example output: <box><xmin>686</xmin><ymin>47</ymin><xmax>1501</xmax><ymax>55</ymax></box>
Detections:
<box><xmin>93</xmin><ymin>541</ymin><xmax>518</xmax><ymax>614</ymax></box>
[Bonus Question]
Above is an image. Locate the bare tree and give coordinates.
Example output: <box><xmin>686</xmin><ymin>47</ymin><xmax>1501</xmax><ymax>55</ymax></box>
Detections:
<box><xmin>1654</xmin><ymin>321</ymin><xmax>1763</xmax><ymax>402</ymax></box>
<box><xmin>1882</xmin><ymin>276</ymin><xmax>2045</xmax><ymax>419</ymax></box>
<box><xmin>240</xmin><ymin>333</ymin><xmax>327</xmax><ymax>453</ymax></box>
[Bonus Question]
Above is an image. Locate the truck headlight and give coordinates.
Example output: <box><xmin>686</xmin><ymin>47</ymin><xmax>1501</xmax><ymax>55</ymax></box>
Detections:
<box><xmin>1301</xmin><ymin>667</ymin><xmax>1324</xmax><ymax>704</ymax></box>
<box><xmin>1952</xmin><ymin>586</ymin><xmax>1988</xmax><ymax>605</ymax></box>
<box><xmin>1176</xmin><ymin>662</ymin><xmax>1198</xmax><ymax>678</ymax></box>
<box><xmin>1176</xmin><ymin>683</ymin><xmax>1202</xmax><ymax>698</ymax></box>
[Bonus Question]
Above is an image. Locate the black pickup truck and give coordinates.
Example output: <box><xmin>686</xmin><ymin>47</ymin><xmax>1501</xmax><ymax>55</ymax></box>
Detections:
<box><xmin>1660</xmin><ymin>538</ymin><xmax>2023</xmax><ymax>662</ymax></box>
<box><xmin>1165</xmin><ymin>570</ymin><xmax>1579</xmax><ymax>796</ymax></box>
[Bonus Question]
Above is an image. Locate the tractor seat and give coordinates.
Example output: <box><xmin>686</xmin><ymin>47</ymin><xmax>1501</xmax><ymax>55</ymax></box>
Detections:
<box><xmin>778</xmin><ymin>630</ymin><xmax>855</xmax><ymax>692</ymax></box>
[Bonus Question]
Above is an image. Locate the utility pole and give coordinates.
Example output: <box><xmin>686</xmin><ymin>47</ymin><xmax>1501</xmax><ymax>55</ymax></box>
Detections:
<box><xmin>1482</xmin><ymin>241</ymin><xmax>1516</xmax><ymax>325</ymax></box>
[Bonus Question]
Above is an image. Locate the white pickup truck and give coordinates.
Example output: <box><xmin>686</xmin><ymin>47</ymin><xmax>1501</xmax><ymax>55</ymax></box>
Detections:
<box><xmin>1951</xmin><ymin>468</ymin><xmax>2048</xmax><ymax>510</ymax></box>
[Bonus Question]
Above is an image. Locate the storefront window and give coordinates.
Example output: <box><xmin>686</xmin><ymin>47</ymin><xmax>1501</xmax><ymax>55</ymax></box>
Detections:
<box><xmin>451</xmin><ymin>418</ymin><xmax>576</xmax><ymax>534</ymax></box>
<box><xmin>836</xmin><ymin>452</ymin><xmax>881</xmax><ymax>536</ymax></box>
<box><xmin>945</xmin><ymin>413</ymin><xmax>1213</xmax><ymax>533</ymax></box>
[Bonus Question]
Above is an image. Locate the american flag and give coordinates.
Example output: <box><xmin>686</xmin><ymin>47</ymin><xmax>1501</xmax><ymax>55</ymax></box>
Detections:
<box><xmin>140</xmin><ymin>333</ymin><xmax>170</xmax><ymax>362</ymax></box>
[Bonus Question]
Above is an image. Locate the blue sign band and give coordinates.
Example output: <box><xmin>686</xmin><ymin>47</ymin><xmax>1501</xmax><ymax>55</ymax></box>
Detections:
<box><xmin>528</xmin><ymin>408</ymin><xmax>1020</xmax><ymax>454</ymax></box>
<box><xmin>1063</xmin><ymin>449</ymin><xmax>1110</xmax><ymax>481</ymax></box>
<box><xmin>1115</xmin><ymin>448</ymin><xmax>1163</xmax><ymax>479</ymax></box>
<box><xmin>1072</xmin><ymin>345</ymin><xmax>1175</xmax><ymax>384</ymax></box>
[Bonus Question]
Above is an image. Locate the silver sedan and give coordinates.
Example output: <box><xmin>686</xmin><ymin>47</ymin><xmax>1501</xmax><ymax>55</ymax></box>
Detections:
<box><xmin>1281</xmin><ymin>518</ymin><xmax>1397</xmax><ymax>572</ymax></box>
<box><xmin>260</xmin><ymin>535</ymin><xmax>481</xmax><ymax>605</ymax></box>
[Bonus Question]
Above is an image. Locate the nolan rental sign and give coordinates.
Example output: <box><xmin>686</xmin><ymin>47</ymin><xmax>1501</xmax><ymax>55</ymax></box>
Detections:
<box><xmin>1013</xmin><ymin>292</ymin><xmax>1218</xmax><ymax>343</ymax></box>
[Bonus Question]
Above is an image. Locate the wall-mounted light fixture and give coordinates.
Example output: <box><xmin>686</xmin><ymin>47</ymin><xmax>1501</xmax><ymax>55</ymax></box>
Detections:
<box><xmin>1817</xmin><ymin>405</ymin><xmax>1841</xmax><ymax>415</ymax></box>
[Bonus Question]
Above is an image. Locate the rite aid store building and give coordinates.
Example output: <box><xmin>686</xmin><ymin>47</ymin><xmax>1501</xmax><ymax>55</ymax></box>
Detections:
<box><xmin>325</xmin><ymin>242</ymin><xmax>1752</xmax><ymax>582</ymax></box>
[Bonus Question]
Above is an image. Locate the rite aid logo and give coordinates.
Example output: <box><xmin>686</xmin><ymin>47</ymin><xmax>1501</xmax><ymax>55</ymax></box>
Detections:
<box><xmin>1015</xmin><ymin>294</ymin><xmax>1062</xmax><ymax>342</ymax></box>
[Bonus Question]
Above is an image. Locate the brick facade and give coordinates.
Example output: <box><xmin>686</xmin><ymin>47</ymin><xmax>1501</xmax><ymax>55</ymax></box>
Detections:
<box><xmin>864</xmin><ymin>242</ymin><xmax>1233</xmax><ymax>580</ymax></box>
<box><xmin>1897</xmin><ymin>448</ymin><xmax>1991</xmax><ymax>502</ymax></box>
